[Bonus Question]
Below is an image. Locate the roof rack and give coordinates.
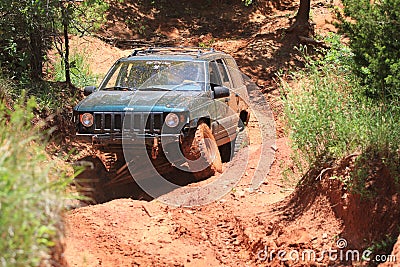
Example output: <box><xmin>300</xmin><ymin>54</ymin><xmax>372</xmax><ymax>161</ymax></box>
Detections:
<box><xmin>128</xmin><ymin>47</ymin><xmax>216</xmax><ymax>58</ymax></box>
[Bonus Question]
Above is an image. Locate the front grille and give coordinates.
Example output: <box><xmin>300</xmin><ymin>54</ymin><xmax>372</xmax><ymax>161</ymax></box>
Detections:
<box><xmin>93</xmin><ymin>112</ymin><xmax>164</xmax><ymax>134</ymax></box>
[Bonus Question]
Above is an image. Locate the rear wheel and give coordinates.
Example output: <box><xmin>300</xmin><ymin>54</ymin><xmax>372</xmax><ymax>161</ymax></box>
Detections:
<box><xmin>219</xmin><ymin>139</ymin><xmax>236</xmax><ymax>163</ymax></box>
<box><xmin>181</xmin><ymin>122</ymin><xmax>222</xmax><ymax>180</ymax></box>
<box><xmin>219</xmin><ymin>112</ymin><xmax>250</xmax><ymax>162</ymax></box>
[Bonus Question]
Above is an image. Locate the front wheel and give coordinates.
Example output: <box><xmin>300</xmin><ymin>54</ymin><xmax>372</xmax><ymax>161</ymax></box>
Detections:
<box><xmin>74</xmin><ymin>156</ymin><xmax>108</xmax><ymax>204</ymax></box>
<box><xmin>181</xmin><ymin>122</ymin><xmax>223</xmax><ymax>180</ymax></box>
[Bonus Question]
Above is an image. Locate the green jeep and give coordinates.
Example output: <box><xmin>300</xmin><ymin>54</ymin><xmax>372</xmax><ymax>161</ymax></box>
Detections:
<box><xmin>73</xmin><ymin>47</ymin><xmax>250</xmax><ymax>202</ymax></box>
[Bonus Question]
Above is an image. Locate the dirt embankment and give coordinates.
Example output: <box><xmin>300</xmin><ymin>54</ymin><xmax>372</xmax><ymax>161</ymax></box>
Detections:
<box><xmin>62</xmin><ymin>0</ymin><xmax>400</xmax><ymax>266</ymax></box>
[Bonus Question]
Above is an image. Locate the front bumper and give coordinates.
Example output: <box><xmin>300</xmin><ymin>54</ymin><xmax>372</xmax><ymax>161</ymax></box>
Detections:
<box><xmin>75</xmin><ymin>132</ymin><xmax>180</xmax><ymax>147</ymax></box>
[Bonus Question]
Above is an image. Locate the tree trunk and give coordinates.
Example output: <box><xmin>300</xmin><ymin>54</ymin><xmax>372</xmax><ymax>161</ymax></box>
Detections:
<box><xmin>296</xmin><ymin>0</ymin><xmax>310</xmax><ymax>25</ymax></box>
<box><xmin>289</xmin><ymin>0</ymin><xmax>314</xmax><ymax>36</ymax></box>
<box><xmin>63</xmin><ymin>19</ymin><xmax>71</xmax><ymax>87</ymax></box>
<box><xmin>61</xmin><ymin>2</ymin><xmax>72</xmax><ymax>89</ymax></box>
<box><xmin>29</xmin><ymin>27</ymin><xmax>43</xmax><ymax>81</ymax></box>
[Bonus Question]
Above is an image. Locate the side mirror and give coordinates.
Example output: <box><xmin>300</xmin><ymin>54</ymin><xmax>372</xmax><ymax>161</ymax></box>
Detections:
<box><xmin>83</xmin><ymin>86</ymin><xmax>96</xmax><ymax>96</ymax></box>
<box><xmin>213</xmin><ymin>86</ymin><xmax>230</xmax><ymax>99</ymax></box>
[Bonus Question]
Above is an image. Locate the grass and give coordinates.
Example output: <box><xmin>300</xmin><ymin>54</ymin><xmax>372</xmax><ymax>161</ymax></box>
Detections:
<box><xmin>13</xmin><ymin>81</ymin><xmax>78</xmax><ymax>114</ymax></box>
<box><xmin>53</xmin><ymin>50</ymin><xmax>100</xmax><ymax>89</ymax></box>
<box><xmin>0</xmin><ymin>77</ymin><xmax>69</xmax><ymax>267</ymax></box>
<box><xmin>281</xmin><ymin>34</ymin><xmax>400</xmax><ymax>190</ymax></box>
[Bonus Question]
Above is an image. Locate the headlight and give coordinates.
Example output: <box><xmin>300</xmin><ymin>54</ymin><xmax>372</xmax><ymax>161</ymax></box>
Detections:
<box><xmin>165</xmin><ymin>113</ymin><xmax>179</xmax><ymax>128</ymax></box>
<box><xmin>80</xmin><ymin>113</ymin><xmax>94</xmax><ymax>127</ymax></box>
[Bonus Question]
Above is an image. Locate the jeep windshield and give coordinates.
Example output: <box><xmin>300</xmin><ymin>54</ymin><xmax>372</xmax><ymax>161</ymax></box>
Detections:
<box><xmin>99</xmin><ymin>60</ymin><xmax>206</xmax><ymax>91</ymax></box>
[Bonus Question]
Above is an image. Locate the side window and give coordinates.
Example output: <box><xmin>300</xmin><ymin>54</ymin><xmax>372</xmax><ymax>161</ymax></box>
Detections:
<box><xmin>225</xmin><ymin>57</ymin><xmax>244</xmax><ymax>89</ymax></box>
<box><xmin>210</xmin><ymin>59</ymin><xmax>231</xmax><ymax>88</ymax></box>
<box><xmin>209</xmin><ymin>61</ymin><xmax>222</xmax><ymax>85</ymax></box>
<box><xmin>216</xmin><ymin>59</ymin><xmax>231</xmax><ymax>87</ymax></box>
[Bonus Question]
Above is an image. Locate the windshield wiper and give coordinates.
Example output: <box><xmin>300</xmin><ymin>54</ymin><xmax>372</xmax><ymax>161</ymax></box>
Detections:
<box><xmin>103</xmin><ymin>86</ymin><xmax>135</xmax><ymax>91</ymax></box>
<box><xmin>138</xmin><ymin>87</ymin><xmax>172</xmax><ymax>91</ymax></box>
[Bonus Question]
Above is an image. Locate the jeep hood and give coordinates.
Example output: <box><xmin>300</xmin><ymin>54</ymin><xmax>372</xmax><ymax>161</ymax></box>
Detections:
<box><xmin>74</xmin><ymin>90</ymin><xmax>206</xmax><ymax>112</ymax></box>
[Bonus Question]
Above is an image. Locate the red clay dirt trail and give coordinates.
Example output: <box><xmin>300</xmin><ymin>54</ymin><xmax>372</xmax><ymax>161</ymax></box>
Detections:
<box><xmin>62</xmin><ymin>0</ymin><xmax>400</xmax><ymax>266</ymax></box>
<box><xmin>64</xmin><ymin>119</ymin><xmax>301</xmax><ymax>266</ymax></box>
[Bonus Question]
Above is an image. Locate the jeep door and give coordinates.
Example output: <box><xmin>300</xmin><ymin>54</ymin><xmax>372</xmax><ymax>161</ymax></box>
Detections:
<box><xmin>224</xmin><ymin>56</ymin><xmax>249</xmax><ymax>110</ymax></box>
<box><xmin>209</xmin><ymin>59</ymin><xmax>239</xmax><ymax>146</ymax></box>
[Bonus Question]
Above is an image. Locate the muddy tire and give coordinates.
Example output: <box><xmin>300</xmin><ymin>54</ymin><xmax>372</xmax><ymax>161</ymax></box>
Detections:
<box><xmin>74</xmin><ymin>156</ymin><xmax>108</xmax><ymax>204</ymax></box>
<box><xmin>181</xmin><ymin>122</ymin><xmax>223</xmax><ymax>180</ymax></box>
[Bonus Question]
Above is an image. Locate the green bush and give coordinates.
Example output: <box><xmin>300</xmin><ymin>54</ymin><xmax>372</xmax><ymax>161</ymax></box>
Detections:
<box><xmin>282</xmin><ymin>35</ymin><xmax>400</xmax><ymax>176</ymax></box>
<box><xmin>242</xmin><ymin>0</ymin><xmax>253</xmax><ymax>6</ymax></box>
<box><xmin>0</xmin><ymin>79</ymin><xmax>68</xmax><ymax>266</ymax></box>
<box><xmin>339</xmin><ymin>0</ymin><xmax>400</xmax><ymax>100</ymax></box>
<box><xmin>0</xmin><ymin>0</ymin><xmax>59</xmax><ymax>80</ymax></box>
<box><xmin>0</xmin><ymin>0</ymin><xmax>109</xmax><ymax>81</ymax></box>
